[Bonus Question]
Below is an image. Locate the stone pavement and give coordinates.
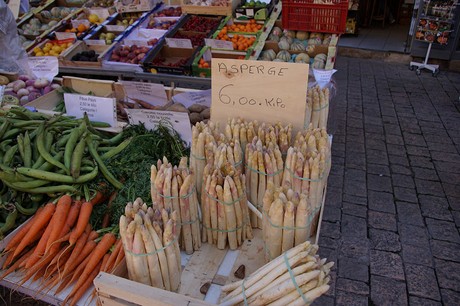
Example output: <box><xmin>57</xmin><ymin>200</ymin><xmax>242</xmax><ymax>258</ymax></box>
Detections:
<box><xmin>314</xmin><ymin>56</ymin><xmax>460</xmax><ymax>305</ymax></box>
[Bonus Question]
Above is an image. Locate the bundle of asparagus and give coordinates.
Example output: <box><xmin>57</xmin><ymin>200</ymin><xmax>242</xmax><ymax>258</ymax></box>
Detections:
<box><xmin>150</xmin><ymin>157</ymin><xmax>201</xmax><ymax>254</ymax></box>
<box><xmin>245</xmin><ymin>137</ymin><xmax>284</xmax><ymax>229</ymax></box>
<box><xmin>220</xmin><ymin>241</ymin><xmax>333</xmax><ymax>306</ymax></box>
<box><xmin>202</xmin><ymin>163</ymin><xmax>253</xmax><ymax>250</ymax></box>
<box><xmin>262</xmin><ymin>185</ymin><xmax>320</xmax><ymax>261</ymax></box>
<box><xmin>119</xmin><ymin>198</ymin><xmax>181</xmax><ymax>292</ymax></box>
<box><xmin>255</xmin><ymin>122</ymin><xmax>292</xmax><ymax>157</ymax></box>
<box><xmin>190</xmin><ymin>121</ymin><xmax>221</xmax><ymax>200</ymax></box>
<box><xmin>224</xmin><ymin>118</ymin><xmax>258</xmax><ymax>154</ymax></box>
<box><xmin>305</xmin><ymin>85</ymin><xmax>330</xmax><ymax>129</ymax></box>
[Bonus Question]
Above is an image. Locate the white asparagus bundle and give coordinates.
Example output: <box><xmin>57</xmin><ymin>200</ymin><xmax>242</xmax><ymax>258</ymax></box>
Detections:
<box><xmin>203</xmin><ymin>163</ymin><xmax>252</xmax><ymax>250</ymax></box>
<box><xmin>220</xmin><ymin>241</ymin><xmax>333</xmax><ymax>306</ymax></box>
<box><xmin>305</xmin><ymin>85</ymin><xmax>330</xmax><ymax>129</ymax></box>
<box><xmin>190</xmin><ymin>121</ymin><xmax>221</xmax><ymax>201</ymax></box>
<box><xmin>150</xmin><ymin>156</ymin><xmax>201</xmax><ymax>254</ymax></box>
<box><xmin>256</xmin><ymin>122</ymin><xmax>292</xmax><ymax>157</ymax></box>
<box><xmin>245</xmin><ymin>137</ymin><xmax>284</xmax><ymax>229</ymax></box>
<box><xmin>225</xmin><ymin>118</ymin><xmax>258</xmax><ymax>155</ymax></box>
<box><xmin>119</xmin><ymin>198</ymin><xmax>181</xmax><ymax>292</ymax></box>
<box><xmin>262</xmin><ymin>186</ymin><xmax>319</xmax><ymax>261</ymax></box>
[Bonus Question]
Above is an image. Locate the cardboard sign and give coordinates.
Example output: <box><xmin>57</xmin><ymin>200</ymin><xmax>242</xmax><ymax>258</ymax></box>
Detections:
<box><xmin>105</xmin><ymin>25</ymin><xmax>126</xmax><ymax>32</ymax></box>
<box><xmin>125</xmin><ymin>109</ymin><xmax>192</xmax><ymax>145</ymax></box>
<box><xmin>55</xmin><ymin>32</ymin><xmax>77</xmax><ymax>41</ymax></box>
<box><xmin>166</xmin><ymin>38</ymin><xmax>193</xmax><ymax>49</ymax></box>
<box><xmin>86</xmin><ymin>39</ymin><xmax>106</xmax><ymax>46</ymax></box>
<box><xmin>211</xmin><ymin>59</ymin><xmax>308</xmax><ymax>134</ymax></box>
<box><xmin>205</xmin><ymin>39</ymin><xmax>234</xmax><ymax>50</ymax></box>
<box><xmin>172</xmin><ymin>89</ymin><xmax>211</xmax><ymax>108</ymax></box>
<box><xmin>64</xmin><ymin>93</ymin><xmax>117</xmax><ymax>127</ymax></box>
<box><xmin>120</xmin><ymin>80</ymin><xmax>168</xmax><ymax>106</ymax></box>
<box><xmin>28</xmin><ymin>56</ymin><xmax>59</xmax><ymax>82</ymax></box>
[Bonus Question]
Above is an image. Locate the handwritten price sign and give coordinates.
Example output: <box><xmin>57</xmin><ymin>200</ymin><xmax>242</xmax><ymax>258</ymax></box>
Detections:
<box><xmin>211</xmin><ymin>59</ymin><xmax>308</xmax><ymax>133</ymax></box>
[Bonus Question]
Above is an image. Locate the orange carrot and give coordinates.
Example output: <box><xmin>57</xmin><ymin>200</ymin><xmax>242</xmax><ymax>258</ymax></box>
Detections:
<box><xmin>3</xmin><ymin>206</ymin><xmax>43</xmax><ymax>253</ymax></box>
<box><xmin>67</xmin><ymin>232</ymin><xmax>116</xmax><ymax>299</ymax></box>
<box><xmin>90</xmin><ymin>191</ymin><xmax>106</xmax><ymax>206</ymax></box>
<box><xmin>61</xmin><ymin>239</ymin><xmax>97</xmax><ymax>284</ymax></box>
<box><xmin>102</xmin><ymin>239</ymin><xmax>122</xmax><ymax>272</ymax></box>
<box><xmin>12</xmin><ymin>203</ymin><xmax>55</xmax><ymax>260</ymax></box>
<box><xmin>87</xmin><ymin>230</ymin><xmax>98</xmax><ymax>242</ymax></box>
<box><xmin>66</xmin><ymin>260</ymin><xmax>103</xmax><ymax>306</ymax></box>
<box><xmin>62</xmin><ymin>225</ymin><xmax>91</xmax><ymax>276</ymax></box>
<box><xmin>0</xmin><ymin>248</ymin><xmax>34</xmax><ymax>280</ymax></box>
<box><xmin>101</xmin><ymin>191</ymin><xmax>117</xmax><ymax>228</ymax></box>
<box><xmin>69</xmin><ymin>201</ymin><xmax>93</xmax><ymax>245</ymax></box>
<box><xmin>25</xmin><ymin>220</ymin><xmax>54</xmax><ymax>269</ymax></box>
<box><xmin>46</xmin><ymin>195</ymin><xmax>72</xmax><ymax>253</ymax></box>
<box><xmin>55</xmin><ymin>249</ymin><xmax>93</xmax><ymax>295</ymax></box>
<box><xmin>112</xmin><ymin>243</ymin><xmax>125</xmax><ymax>273</ymax></box>
<box><xmin>16</xmin><ymin>248</ymin><xmax>59</xmax><ymax>288</ymax></box>
<box><xmin>58</xmin><ymin>200</ymin><xmax>82</xmax><ymax>238</ymax></box>
<box><xmin>100</xmin><ymin>253</ymin><xmax>110</xmax><ymax>272</ymax></box>
<box><xmin>43</xmin><ymin>246</ymin><xmax>72</xmax><ymax>280</ymax></box>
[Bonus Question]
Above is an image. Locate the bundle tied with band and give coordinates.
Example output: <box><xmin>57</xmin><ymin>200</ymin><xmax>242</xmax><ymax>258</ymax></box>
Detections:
<box><xmin>305</xmin><ymin>85</ymin><xmax>330</xmax><ymax>129</ymax></box>
<box><xmin>119</xmin><ymin>198</ymin><xmax>181</xmax><ymax>292</ymax></box>
<box><xmin>220</xmin><ymin>241</ymin><xmax>334</xmax><ymax>306</ymax></box>
<box><xmin>150</xmin><ymin>156</ymin><xmax>201</xmax><ymax>254</ymax></box>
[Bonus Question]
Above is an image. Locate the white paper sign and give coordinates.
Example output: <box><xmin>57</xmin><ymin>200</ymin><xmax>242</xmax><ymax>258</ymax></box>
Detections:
<box><xmin>86</xmin><ymin>39</ymin><xmax>107</xmax><ymax>46</ymax></box>
<box><xmin>105</xmin><ymin>25</ymin><xmax>126</xmax><ymax>32</ymax></box>
<box><xmin>64</xmin><ymin>93</ymin><xmax>117</xmax><ymax>127</ymax></box>
<box><xmin>166</xmin><ymin>38</ymin><xmax>193</xmax><ymax>49</ymax></box>
<box><xmin>202</xmin><ymin>48</ymin><xmax>212</xmax><ymax>62</ymax></box>
<box><xmin>125</xmin><ymin>109</ymin><xmax>192</xmax><ymax>145</ymax></box>
<box><xmin>205</xmin><ymin>39</ymin><xmax>233</xmax><ymax>50</ymax></box>
<box><xmin>172</xmin><ymin>89</ymin><xmax>212</xmax><ymax>108</ymax></box>
<box><xmin>312</xmin><ymin>69</ymin><xmax>337</xmax><ymax>88</ymax></box>
<box><xmin>120</xmin><ymin>80</ymin><xmax>168</xmax><ymax>106</ymax></box>
<box><xmin>28</xmin><ymin>57</ymin><xmax>59</xmax><ymax>82</ymax></box>
<box><xmin>56</xmin><ymin>32</ymin><xmax>77</xmax><ymax>41</ymax></box>
<box><xmin>138</xmin><ymin>28</ymin><xmax>167</xmax><ymax>39</ymax></box>
<box><xmin>90</xmin><ymin>8</ymin><xmax>110</xmax><ymax>21</ymax></box>
<box><xmin>72</xmin><ymin>20</ymin><xmax>91</xmax><ymax>29</ymax></box>
<box><xmin>123</xmin><ymin>39</ymin><xmax>150</xmax><ymax>47</ymax></box>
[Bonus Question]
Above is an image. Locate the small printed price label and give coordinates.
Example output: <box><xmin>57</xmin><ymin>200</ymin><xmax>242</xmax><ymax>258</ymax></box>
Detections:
<box><xmin>125</xmin><ymin>109</ymin><xmax>192</xmax><ymax>145</ymax></box>
<box><xmin>166</xmin><ymin>38</ymin><xmax>193</xmax><ymax>49</ymax></box>
<box><xmin>64</xmin><ymin>93</ymin><xmax>117</xmax><ymax>127</ymax></box>
<box><xmin>105</xmin><ymin>25</ymin><xmax>126</xmax><ymax>32</ymax></box>
<box><xmin>124</xmin><ymin>39</ymin><xmax>150</xmax><ymax>47</ymax></box>
<box><xmin>28</xmin><ymin>56</ymin><xmax>59</xmax><ymax>82</ymax></box>
<box><xmin>205</xmin><ymin>39</ymin><xmax>234</xmax><ymax>50</ymax></box>
<box><xmin>55</xmin><ymin>32</ymin><xmax>77</xmax><ymax>41</ymax></box>
<box><xmin>120</xmin><ymin>80</ymin><xmax>168</xmax><ymax>106</ymax></box>
<box><xmin>85</xmin><ymin>39</ymin><xmax>106</xmax><ymax>46</ymax></box>
<box><xmin>312</xmin><ymin>68</ymin><xmax>337</xmax><ymax>88</ymax></box>
<box><xmin>172</xmin><ymin>89</ymin><xmax>211</xmax><ymax>108</ymax></box>
<box><xmin>72</xmin><ymin>20</ymin><xmax>91</xmax><ymax>29</ymax></box>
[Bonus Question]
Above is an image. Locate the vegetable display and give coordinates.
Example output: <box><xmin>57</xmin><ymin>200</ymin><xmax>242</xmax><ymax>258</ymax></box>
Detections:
<box><xmin>220</xmin><ymin>241</ymin><xmax>333</xmax><ymax>306</ymax></box>
<box><xmin>2</xmin><ymin>75</ymin><xmax>61</xmax><ymax>106</ymax></box>
<box><xmin>119</xmin><ymin>198</ymin><xmax>181</xmax><ymax>292</ymax></box>
<box><xmin>306</xmin><ymin>85</ymin><xmax>330</xmax><ymax>129</ymax></box>
<box><xmin>150</xmin><ymin>157</ymin><xmax>201</xmax><ymax>254</ymax></box>
<box><xmin>0</xmin><ymin>195</ymin><xmax>123</xmax><ymax>306</ymax></box>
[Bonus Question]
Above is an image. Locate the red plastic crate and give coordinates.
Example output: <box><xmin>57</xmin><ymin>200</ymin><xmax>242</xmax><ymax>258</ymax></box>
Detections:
<box><xmin>282</xmin><ymin>0</ymin><xmax>348</xmax><ymax>34</ymax></box>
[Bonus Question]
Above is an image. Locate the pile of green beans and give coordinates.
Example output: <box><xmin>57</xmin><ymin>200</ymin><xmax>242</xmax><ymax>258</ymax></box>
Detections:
<box><xmin>0</xmin><ymin>106</ymin><xmax>131</xmax><ymax>234</ymax></box>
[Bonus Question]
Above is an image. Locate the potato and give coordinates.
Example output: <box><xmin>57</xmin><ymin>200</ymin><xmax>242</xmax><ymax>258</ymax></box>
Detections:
<box><xmin>189</xmin><ymin>112</ymin><xmax>203</xmax><ymax>124</ymax></box>
<box><xmin>200</xmin><ymin>108</ymin><xmax>210</xmax><ymax>119</ymax></box>
<box><xmin>167</xmin><ymin>103</ymin><xmax>189</xmax><ymax>113</ymax></box>
<box><xmin>188</xmin><ymin>104</ymin><xmax>208</xmax><ymax>113</ymax></box>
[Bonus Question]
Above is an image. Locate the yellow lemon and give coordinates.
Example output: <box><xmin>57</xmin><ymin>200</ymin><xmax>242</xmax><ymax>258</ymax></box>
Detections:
<box><xmin>88</xmin><ymin>14</ymin><xmax>99</xmax><ymax>24</ymax></box>
<box><xmin>42</xmin><ymin>46</ymin><xmax>51</xmax><ymax>53</ymax></box>
<box><xmin>33</xmin><ymin>47</ymin><xmax>42</xmax><ymax>54</ymax></box>
<box><xmin>45</xmin><ymin>42</ymin><xmax>53</xmax><ymax>48</ymax></box>
<box><xmin>35</xmin><ymin>51</ymin><xmax>44</xmax><ymax>56</ymax></box>
<box><xmin>49</xmin><ymin>50</ymin><xmax>58</xmax><ymax>56</ymax></box>
<box><xmin>52</xmin><ymin>45</ymin><xmax>62</xmax><ymax>52</ymax></box>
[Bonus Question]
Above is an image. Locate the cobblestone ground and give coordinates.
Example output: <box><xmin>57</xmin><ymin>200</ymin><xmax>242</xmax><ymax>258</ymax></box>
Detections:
<box><xmin>314</xmin><ymin>56</ymin><xmax>460</xmax><ymax>305</ymax></box>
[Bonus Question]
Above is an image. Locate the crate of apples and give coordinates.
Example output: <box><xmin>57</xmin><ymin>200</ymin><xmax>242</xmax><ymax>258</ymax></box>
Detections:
<box><xmin>109</xmin><ymin>44</ymin><xmax>151</xmax><ymax>64</ymax></box>
<box><xmin>152</xmin><ymin>7</ymin><xmax>182</xmax><ymax>17</ymax></box>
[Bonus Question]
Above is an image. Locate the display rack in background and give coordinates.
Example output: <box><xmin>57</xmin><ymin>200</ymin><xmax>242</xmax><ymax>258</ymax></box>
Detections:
<box><xmin>410</xmin><ymin>0</ymin><xmax>458</xmax><ymax>76</ymax></box>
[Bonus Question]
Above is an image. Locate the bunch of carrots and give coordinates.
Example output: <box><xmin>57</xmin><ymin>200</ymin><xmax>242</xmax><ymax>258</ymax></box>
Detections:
<box><xmin>0</xmin><ymin>194</ymin><xmax>123</xmax><ymax>306</ymax></box>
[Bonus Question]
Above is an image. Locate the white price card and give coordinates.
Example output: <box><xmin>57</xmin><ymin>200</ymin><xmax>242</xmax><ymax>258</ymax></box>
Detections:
<box><xmin>55</xmin><ymin>32</ymin><xmax>77</xmax><ymax>41</ymax></box>
<box><xmin>166</xmin><ymin>38</ymin><xmax>193</xmax><ymax>49</ymax></box>
<box><xmin>28</xmin><ymin>56</ymin><xmax>59</xmax><ymax>82</ymax></box>
<box><xmin>312</xmin><ymin>68</ymin><xmax>337</xmax><ymax>88</ymax></box>
<box><xmin>86</xmin><ymin>39</ymin><xmax>106</xmax><ymax>46</ymax></box>
<box><xmin>123</xmin><ymin>39</ymin><xmax>150</xmax><ymax>47</ymax></box>
<box><xmin>172</xmin><ymin>89</ymin><xmax>211</xmax><ymax>108</ymax></box>
<box><xmin>205</xmin><ymin>39</ymin><xmax>233</xmax><ymax>50</ymax></box>
<box><xmin>64</xmin><ymin>93</ymin><xmax>117</xmax><ymax>127</ymax></box>
<box><xmin>105</xmin><ymin>25</ymin><xmax>126</xmax><ymax>32</ymax></box>
<box><xmin>125</xmin><ymin>109</ymin><xmax>192</xmax><ymax>145</ymax></box>
<box><xmin>120</xmin><ymin>80</ymin><xmax>168</xmax><ymax>106</ymax></box>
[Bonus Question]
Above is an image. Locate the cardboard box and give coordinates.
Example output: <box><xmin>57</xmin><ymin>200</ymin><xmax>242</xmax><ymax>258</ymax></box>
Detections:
<box><xmin>181</xmin><ymin>0</ymin><xmax>240</xmax><ymax>16</ymax></box>
<box><xmin>234</xmin><ymin>0</ymin><xmax>274</xmax><ymax>20</ymax></box>
<box><xmin>191</xmin><ymin>46</ymin><xmax>249</xmax><ymax>77</ymax></box>
<box><xmin>142</xmin><ymin>44</ymin><xmax>196</xmax><ymax>75</ymax></box>
<box><xmin>59</xmin><ymin>40</ymin><xmax>111</xmax><ymax>68</ymax></box>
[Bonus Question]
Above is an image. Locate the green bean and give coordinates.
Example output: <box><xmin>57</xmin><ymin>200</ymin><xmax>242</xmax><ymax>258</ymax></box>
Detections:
<box><xmin>0</xmin><ymin>121</ymin><xmax>11</xmax><ymax>140</ymax></box>
<box><xmin>29</xmin><ymin>193</ymin><xmax>44</xmax><ymax>203</ymax></box>
<box><xmin>101</xmin><ymin>132</ymin><xmax>124</xmax><ymax>146</ymax></box>
<box><xmin>0</xmin><ymin>139</ymin><xmax>13</xmax><ymax>152</ymax></box>
<box><xmin>38</xmin><ymin>151</ymin><xmax>64</xmax><ymax>171</ymax></box>
<box><xmin>12</xmin><ymin>120</ymin><xmax>44</xmax><ymax>128</ymax></box>
<box><xmin>37</xmin><ymin>127</ymin><xmax>69</xmax><ymax>174</ymax></box>
<box><xmin>87</xmin><ymin>136</ymin><xmax>123</xmax><ymax>189</ymax></box>
<box><xmin>70</xmin><ymin>133</ymin><xmax>87</xmax><ymax>179</ymax></box>
<box><xmin>90</xmin><ymin>121</ymin><xmax>112</xmax><ymax>128</ymax></box>
<box><xmin>9</xmin><ymin>107</ymin><xmax>50</xmax><ymax>120</ymax></box>
<box><xmin>15</xmin><ymin>201</ymin><xmax>39</xmax><ymax>215</ymax></box>
<box><xmin>2</xmin><ymin>128</ymin><xmax>21</xmax><ymax>140</ymax></box>
<box><xmin>13</xmin><ymin>178</ymin><xmax>50</xmax><ymax>189</ymax></box>
<box><xmin>16</xmin><ymin>165</ymin><xmax>99</xmax><ymax>184</ymax></box>
<box><xmin>23</xmin><ymin>131</ymin><xmax>32</xmax><ymax>168</ymax></box>
<box><xmin>101</xmin><ymin>137</ymin><xmax>132</xmax><ymax>160</ymax></box>
<box><xmin>56</xmin><ymin>133</ymin><xmax>72</xmax><ymax>148</ymax></box>
<box><xmin>96</xmin><ymin>146</ymin><xmax>113</xmax><ymax>152</ymax></box>
<box><xmin>81</xmin><ymin>158</ymin><xmax>95</xmax><ymax>167</ymax></box>
<box><xmin>17</xmin><ymin>134</ymin><xmax>26</xmax><ymax>164</ymax></box>
<box><xmin>2</xmin><ymin>180</ymin><xmax>76</xmax><ymax>194</ymax></box>
<box><xmin>0</xmin><ymin>208</ymin><xmax>17</xmax><ymax>237</ymax></box>
<box><xmin>3</xmin><ymin>144</ymin><xmax>18</xmax><ymax>167</ymax></box>
<box><xmin>64</xmin><ymin>127</ymin><xmax>81</xmax><ymax>170</ymax></box>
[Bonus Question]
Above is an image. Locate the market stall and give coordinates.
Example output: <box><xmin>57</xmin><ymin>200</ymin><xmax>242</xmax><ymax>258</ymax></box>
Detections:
<box><xmin>0</xmin><ymin>0</ymin><xmax>346</xmax><ymax>305</ymax></box>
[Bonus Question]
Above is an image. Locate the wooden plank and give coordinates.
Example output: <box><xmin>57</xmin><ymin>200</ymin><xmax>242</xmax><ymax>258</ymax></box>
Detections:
<box><xmin>94</xmin><ymin>272</ymin><xmax>213</xmax><ymax>306</ymax></box>
<box><xmin>178</xmin><ymin>243</ymin><xmax>228</xmax><ymax>299</ymax></box>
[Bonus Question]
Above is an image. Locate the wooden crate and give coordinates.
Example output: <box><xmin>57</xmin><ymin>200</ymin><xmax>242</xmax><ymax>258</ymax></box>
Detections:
<box><xmin>59</xmin><ymin>40</ymin><xmax>111</xmax><ymax>68</ymax></box>
<box><xmin>181</xmin><ymin>0</ymin><xmax>241</xmax><ymax>16</ymax></box>
<box><xmin>94</xmin><ymin>185</ymin><xmax>327</xmax><ymax>305</ymax></box>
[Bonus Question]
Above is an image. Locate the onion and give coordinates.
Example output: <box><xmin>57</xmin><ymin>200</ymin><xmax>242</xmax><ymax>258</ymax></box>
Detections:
<box><xmin>18</xmin><ymin>75</ymin><xmax>31</xmax><ymax>81</ymax></box>
<box><xmin>16</xmin><ymin>88</ymin><xmax>29</xmax><ymax>98</ymax></box>
<box><xmin>20</xmin><ymin>96</ymin><xmax>29</xmax><ymax>105</ymax></box>
<box><xmin>34</xmin><ymin>78</ymin><xmax>50</xmax><ymax>89</ymax></box>
<box><xmin>28</xmin><ymin>92</ymin><xmax>42</xmax><ymax>102</ymax></box>
<box><xmin>12</xmin><ymin>80</ymin><xmax>26</xmax><ymax>92</ymax></box>
<box><xmin>25</xmin><ymin>79</ymin><xmax>36</xmax><ymax>87</ymax></box>
<box><xmin>42</xmin><ymin>85</ymin><xmax>53</xmax><ymax>95</ymax></box>
<box><xmin>26</xmin><ymin>85</ymin><xmax>39</xmax><ymax>93</ymax></box>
